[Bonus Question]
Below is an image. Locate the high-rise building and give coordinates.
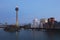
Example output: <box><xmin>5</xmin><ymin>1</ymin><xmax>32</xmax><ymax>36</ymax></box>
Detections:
<box><xmin>31</xmin><ymin>18</ymin><xmax>39</xmax><ymax>28</ymax></box>
<box><xmin>40</xmin><ymin>18</ymin><xmax>48</xmax><ymax>28</ymax></box>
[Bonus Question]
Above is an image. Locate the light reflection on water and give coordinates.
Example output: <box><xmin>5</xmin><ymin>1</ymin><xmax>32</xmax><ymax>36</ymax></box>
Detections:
<box><xmin>0</xmin><ymin>28</ymin><xmax>60</xmax><ymax>40</ymax></box>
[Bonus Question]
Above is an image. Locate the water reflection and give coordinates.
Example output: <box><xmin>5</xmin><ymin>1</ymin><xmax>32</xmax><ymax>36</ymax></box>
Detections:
<box><xmin>45</xmin><ymin>30</ymin><xmax>60</xmax><ymax>40</ymax></box>
<box><xmin>16</xmin><ymin>31</ymin><xmax>19</xmax><ymax>40</ymax></box>
<box><xmin>32</xmin><ymin>29</ymin><xmax>35</xmax><ymax>40</ymax></box>
<box><xmin>46</xmin><ymin>31</ymin><xmax>55</xmax><ymax>40</ymax></box>
<box><xmin>0</xmin><ymin>29</ymin><xmax>60</xmax><ymax>40</ymax></box>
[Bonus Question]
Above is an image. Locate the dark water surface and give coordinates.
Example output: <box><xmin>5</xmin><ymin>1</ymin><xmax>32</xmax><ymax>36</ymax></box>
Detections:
<box><xmin>0</xmin><ymin>28</ymin><xmax>60</xmax><ymax>40</ymax></box>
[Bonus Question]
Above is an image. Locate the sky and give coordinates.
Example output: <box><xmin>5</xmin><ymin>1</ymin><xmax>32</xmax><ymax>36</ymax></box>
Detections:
<box><xmin>0</xmin><ymin>0</ymin><xmax>60</xmax><ymax>24</ymax></box>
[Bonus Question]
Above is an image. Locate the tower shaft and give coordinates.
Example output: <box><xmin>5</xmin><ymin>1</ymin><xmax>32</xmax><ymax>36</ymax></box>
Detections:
<box><xmin>16</xmin><ymin>11</ymin><xmax>18</xmax><ymax>27</ymax></box>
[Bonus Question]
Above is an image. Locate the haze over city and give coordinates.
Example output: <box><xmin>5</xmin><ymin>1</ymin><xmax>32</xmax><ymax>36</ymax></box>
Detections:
<box><xmin>0</xmin><ymin>0</ymin><xmax>60</xmax><ymax>24</ymax></box>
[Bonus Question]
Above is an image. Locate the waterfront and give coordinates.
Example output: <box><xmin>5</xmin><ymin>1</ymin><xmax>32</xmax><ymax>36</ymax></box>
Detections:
<box><xmin>0</xmin><ymin>28</ymin><xmax>60</xmax><ymax>40</ymax></box>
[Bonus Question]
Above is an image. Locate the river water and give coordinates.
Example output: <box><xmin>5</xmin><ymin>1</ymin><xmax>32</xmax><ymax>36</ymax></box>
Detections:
<box><xmin>0</xmin><ymin>28</ymin><xmax>60</xmax><ymax>40</ymax></box>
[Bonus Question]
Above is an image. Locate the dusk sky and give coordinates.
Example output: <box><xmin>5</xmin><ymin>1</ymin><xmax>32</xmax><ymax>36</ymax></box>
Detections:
<box><xmin>0</xmin><ymin>0</ymin><xmax>60</xmax><ymax>24</ymax></box>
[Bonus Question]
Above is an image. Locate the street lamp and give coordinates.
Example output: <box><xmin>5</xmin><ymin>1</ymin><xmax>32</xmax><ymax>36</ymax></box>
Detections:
<box><xmin>15</xmin><ymin>6</ymin><xmax>19</xmax><ymax>27</ymax></box>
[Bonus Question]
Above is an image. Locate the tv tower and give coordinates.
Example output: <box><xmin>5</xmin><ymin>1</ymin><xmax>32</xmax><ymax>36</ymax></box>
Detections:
<box><xmin>15</xmin><ymin>5</ymin><xmax>19</xmax><ymax>27</ymax></box>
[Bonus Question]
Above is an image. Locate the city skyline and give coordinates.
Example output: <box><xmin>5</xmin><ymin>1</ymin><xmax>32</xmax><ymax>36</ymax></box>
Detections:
<box><xmin>0</xmin><ymin>0</ymin><xmax>60</xmax><ymax>24</ymax></box>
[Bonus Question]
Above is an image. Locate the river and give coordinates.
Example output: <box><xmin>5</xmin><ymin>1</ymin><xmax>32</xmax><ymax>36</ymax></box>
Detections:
<box><xmin>0</xmin><ymin>28</ymin><xmax>60</xmax><ymax>40</ymax></box>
